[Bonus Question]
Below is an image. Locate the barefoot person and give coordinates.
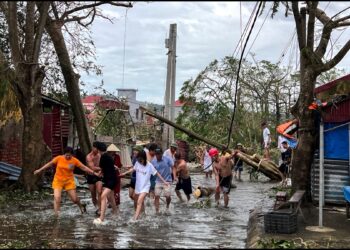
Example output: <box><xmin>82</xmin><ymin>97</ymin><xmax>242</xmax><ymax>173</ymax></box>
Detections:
<box><xmin>151</xmin><ymin>148</ymin><xmax>176</xmax><ymax>214</ymax></box>
<box><xmin>174</xmin><ymin>152</ymin><xmax>192</xmax><ymax>203</ymax></box>
<box><xmin>93</xmin><ymin>143</ymin><xmax>118</xmax><ymax>225</ymax></box>
<box><xmin>85</xmin><ymin>141</ymin><xmax>102</xmax><ymax>213</ymax></box>
<box><xmin>119</xmin><ymin>150</ymin><xmax>169</xmax><ymax>220</ymax></box>
<box><xmin>210</xmin><ymin>148</ymin><xmax>234</xmax><ymax>208</ymax></box>
<box><xmin>34</xmin><ymin>146</ymin><xmax>97</xmax><ymax>216</ymax></box>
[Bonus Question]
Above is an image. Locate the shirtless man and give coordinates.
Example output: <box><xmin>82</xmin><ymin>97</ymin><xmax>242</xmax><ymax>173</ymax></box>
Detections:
<box><xmin>174</xmin><ymin>152</ymin><xmax>192</xmax><ymax>202</ymax></box>
<box><xmin>86</xmin><ymin>141</ymin><xmax>102</xmax><ymax>213</ymax></box>
<box><xmin>209</xmin><ymin>148</ymin><xmax>234</xmax><ymax>208</ymax></box>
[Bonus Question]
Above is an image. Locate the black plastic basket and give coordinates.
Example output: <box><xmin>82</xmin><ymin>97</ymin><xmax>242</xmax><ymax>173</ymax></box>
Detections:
<box><xmin>264</xmin><ymin>209</ymin><xmax>297</xmax><ymax>234</ymax></box>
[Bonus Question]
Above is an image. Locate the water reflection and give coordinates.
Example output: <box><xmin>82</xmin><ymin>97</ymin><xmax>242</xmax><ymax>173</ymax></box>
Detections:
<box><xmin>0</xmin><ymin>171</ymin><xmax>274</xmax><ymax>249</ymax></box>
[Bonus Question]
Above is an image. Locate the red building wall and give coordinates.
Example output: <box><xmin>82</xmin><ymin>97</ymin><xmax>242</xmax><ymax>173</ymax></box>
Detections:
<box><xmin>0</xmin><ymin>100</ymin><xmax>71</xmax><ymax>167</ymax></box>
<box><xmin>0</xmin><ymin>137</ymin><xmax>22</xmax><ymax>167</ymax></box>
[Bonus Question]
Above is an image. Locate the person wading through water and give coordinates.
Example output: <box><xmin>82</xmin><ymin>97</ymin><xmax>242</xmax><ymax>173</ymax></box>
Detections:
<box><xmin>174</xmin><ymin>152</ymin><xmax>192</xmax><ymax>203</ymax></box>
<box><xmin>86</xmin><ymin>141</ymin><xmax>103</xmax><ymax>215</ymax></box>
<box><xmin>119</xmin><ymin>150</ymin><xmax>169</xmax><ymax>220</ymax></box>
<box><xmin>129</xmin><ymin>146</ymin><xmax>143</xmax><ymax>209</ymax></box>
<box><xmin>201</xmin><ymin>145</ymin><xmax>213</xmax><ymax>179</ymax></box>
<box><xmin>151</xmin><ymin>147</ymin><xmax>176</xmax><ymax>214</ymax></box>
<box><xmin>233</xmin><ymin>143</ymin><xmax>245</xmax><ymax>181</ymax></box>
<box><xmin>210</xmin><ymin>148</ymin><xmax>234</xmax><ymax>208</ymax></box>
<box><xmin>34</xmin><ymin>146</ymin><xmax>97</xmax><ymax>216</ymax></box>
<box><xmin>146</xmin><ymin>143</ymin><xmax>158</xmax><ymax>199</ymax></box>
<box><xmin>93</xmin><ymin>143</ymin><xmax>118</xmax><ymax>225</ymax></box>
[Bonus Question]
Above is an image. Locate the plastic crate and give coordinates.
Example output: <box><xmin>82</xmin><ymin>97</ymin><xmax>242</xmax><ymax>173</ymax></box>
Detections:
<box><xmin>264</xmin><ymin>209</ymin><xmax>297</xmax><ymax>234</ymax></box>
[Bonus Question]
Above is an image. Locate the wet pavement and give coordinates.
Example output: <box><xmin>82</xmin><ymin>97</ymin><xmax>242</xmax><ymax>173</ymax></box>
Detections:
<box><xmin>0</xmin><ymin>171</ymin><xmax>275</xmax><ymax>249</ymax></box>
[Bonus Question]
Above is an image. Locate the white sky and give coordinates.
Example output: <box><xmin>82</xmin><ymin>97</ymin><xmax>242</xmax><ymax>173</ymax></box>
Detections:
<box><xmin>80</xmin><ymin>1</ymin><xmax>350</xmax><ymax>104</ymax></box>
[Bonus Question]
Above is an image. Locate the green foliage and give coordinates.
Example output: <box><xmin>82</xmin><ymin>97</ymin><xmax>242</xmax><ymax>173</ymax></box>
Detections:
<box><xmin>94</xmin><ymin>106</ymin><xmax>130</xmax><ymax>138</ymax></box>
<box><xmin>0</xmin><ymin>189</ymin><xmax>51</xmax><ymax>208</ymax></box>
<box><xmin>257</xmin><ymin>238</ymin><xmax>297</xmax><ymax>249</ymax></box>
<box><xmin>0</xmin><ymin>240</ymin><xmax>32</xmax><ymax>249</ymax></box>
<box><xmin>192</xmin><ymin>198</ymin><xmax>211</xmax><ymax>209</ymax></box>
<box><xmin>248</xmin><ymin>167</ymin><xmax>260</xmax><ymax>181</ymax></box>
<box><xmin>269</xmin><ymin>185</ymin><xmax>292</xmax><ymax>198</ymax></box>
<box><xmin>176</xmin><ymin>56</ymin><xmax>295</xmax><ymax>150</ymax></box>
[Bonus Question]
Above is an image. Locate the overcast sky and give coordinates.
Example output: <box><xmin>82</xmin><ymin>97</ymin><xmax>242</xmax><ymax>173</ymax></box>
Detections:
<box><xmin>80</xmin><ymin>1</ymin><xmax>350</xmax><ymax>104</ymax></box>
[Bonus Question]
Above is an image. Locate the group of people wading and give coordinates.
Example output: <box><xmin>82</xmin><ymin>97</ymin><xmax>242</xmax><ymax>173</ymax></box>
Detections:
<box><xmin>34</xmin><ymin>141</ymin><xmax>202</xmax><ymax>224</ymax></box>
<box><xmin>34</xmin><ymin>141</ymin><xmax>246</xmax><ymax>224</ymax></box>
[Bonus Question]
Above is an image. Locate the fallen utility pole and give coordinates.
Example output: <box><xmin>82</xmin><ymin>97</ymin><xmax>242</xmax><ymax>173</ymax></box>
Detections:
<box><xmin>140</xmin><ymin>106</ymin><xmax>226</xmax><ymax>150</ymax></box>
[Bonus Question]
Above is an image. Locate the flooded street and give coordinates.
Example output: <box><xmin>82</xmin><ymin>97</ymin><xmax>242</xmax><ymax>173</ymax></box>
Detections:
<box><xmin>0</xmin><ymin>171</ymin><xmax>274</xmax><ymax>249</ymax></box>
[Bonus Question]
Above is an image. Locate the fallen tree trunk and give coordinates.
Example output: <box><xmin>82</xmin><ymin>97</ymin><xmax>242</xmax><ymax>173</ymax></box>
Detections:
<box><xmin>140</xmin><ymin>106</ymin><xmax>283</xmax><ymax>181</ymax></box>
<box><xmin>140</xmin><ymin>106</ymin><xmax>226</xmax><ymax>150</ymax></box>
<box><xmin>236</xmin><ymin>152</ymin><xmax>284</xmax><ymax>181</ymax></box>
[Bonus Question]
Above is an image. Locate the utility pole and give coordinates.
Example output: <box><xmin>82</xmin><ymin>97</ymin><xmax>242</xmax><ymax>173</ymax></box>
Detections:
<box><xmin>163</xmin><ymin>23</ymin><xmax>177</xmax><ymax>149</ymax></box>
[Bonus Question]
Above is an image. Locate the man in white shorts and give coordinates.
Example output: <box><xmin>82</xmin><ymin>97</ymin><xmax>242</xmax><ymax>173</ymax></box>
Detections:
<box><xmin>151</xmin><ymin>148</ymin><xmax>176</xmax><ymax>214</ymax></box>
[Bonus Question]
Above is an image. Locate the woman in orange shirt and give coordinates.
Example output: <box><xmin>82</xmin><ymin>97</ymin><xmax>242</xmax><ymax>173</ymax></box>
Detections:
<box><xmin>34</xmin><ymin>146</ymin><xmax>98</xmax><ymax>216</ymax></box>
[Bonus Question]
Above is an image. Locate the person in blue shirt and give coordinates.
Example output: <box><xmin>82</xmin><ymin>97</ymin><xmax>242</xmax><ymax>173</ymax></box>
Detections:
<box><xmin>151</xmin><ymin>147</ymin><xmax>176</xmax><ymax>214</ymax></box>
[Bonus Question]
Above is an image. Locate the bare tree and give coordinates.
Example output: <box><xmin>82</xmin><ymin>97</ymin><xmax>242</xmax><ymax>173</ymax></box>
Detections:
<box><xmin>287</xmin><ymin>2</ymin><xmax>350</xmax><ymax>190</ymax></box>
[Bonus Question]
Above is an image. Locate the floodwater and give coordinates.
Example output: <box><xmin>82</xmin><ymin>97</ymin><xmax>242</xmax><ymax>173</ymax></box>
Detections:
<box><xmin>0</xmin><ymin>171</ymin><xmax>275</xmax><ymax>249</ymax></box>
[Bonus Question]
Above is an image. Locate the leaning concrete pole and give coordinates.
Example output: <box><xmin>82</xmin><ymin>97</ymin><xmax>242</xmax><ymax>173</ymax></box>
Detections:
<box><xmin>163</xmin><ymin>23</ymin><xmax>177</xmax><ymax>149</ymax></box>
<box><xmin>169</xmin><ymin>23</ymin><xmax>177</xmax><ymax>145</ymax></box>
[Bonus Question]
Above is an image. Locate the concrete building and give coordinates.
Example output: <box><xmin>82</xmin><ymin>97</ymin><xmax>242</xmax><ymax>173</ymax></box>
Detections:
<box><xmin>117</xmin><ymin>88</ymin><xmax>145</xmax><ymax>123</ymax></box>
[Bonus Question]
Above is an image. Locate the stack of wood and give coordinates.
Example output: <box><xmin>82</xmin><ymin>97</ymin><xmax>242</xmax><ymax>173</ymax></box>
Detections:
<box><xmin>235</xmin><ymin>151</ymin><xmax>284</xmax><ymax>181</ymax></box>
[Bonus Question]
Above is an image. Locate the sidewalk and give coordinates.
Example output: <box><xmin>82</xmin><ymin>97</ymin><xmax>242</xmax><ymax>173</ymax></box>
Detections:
<box><xmin>258</xmin><ymin>204</ymin><xmax>350</xmax><ymax>248</ymax></box>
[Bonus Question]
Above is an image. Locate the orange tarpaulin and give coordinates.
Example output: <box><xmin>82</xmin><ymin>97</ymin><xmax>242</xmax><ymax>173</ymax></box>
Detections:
<box><xmin>308</xmin><ymin>101</ymin><xmax>328</xmax><ymax>110</ymax></box>
<box><xmin>276</xmin><ymin>119</ymin><xmax>298</xmax><ymax>139</ymax></box>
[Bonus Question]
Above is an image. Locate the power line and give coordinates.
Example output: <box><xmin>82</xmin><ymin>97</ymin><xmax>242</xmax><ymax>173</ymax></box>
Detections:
<box><xmin>326</xmin><ymin>27</ymin><xmax>348</xmax><ymax>60</ymax></box>
<box><xmin>226</xmin><ymin>1</ymin><xmax>263</xmax><ymax>149</ymax></box>
<box><xmin>122</xmin><ymin>8</ymin><xmax>128</xmax><ymax>88</ymax></box>
<box><xmin>240</xmin><ymin>1</ymin><xmax>243</xmax><ymax>54</ymax></box>
<box><xmin>243</xmin><ymin>4</ymin><xmax>271</xmax><ymax>60</ymax></box>
<box><xmin>277</xmin><ymin>30</ymin><xmax>296</xmax><ymax>65</ymax></box>
<box><xmin>232</xmin><ymin>2</ymin><xmax>259</xmax><ymax>58</ymax></box>
<box><xmin>234</xmin><ymin>2</ymin><xmax>258</xmax><ymax>59</ymax></box>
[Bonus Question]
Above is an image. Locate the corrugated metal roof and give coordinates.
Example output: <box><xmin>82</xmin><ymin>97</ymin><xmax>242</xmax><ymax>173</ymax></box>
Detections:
<box><xmin>0</xmin><ymin>161</ymin><xmax>21</xmax><ymax>181</ymax></box>
<box><xmin>323</xmin><ymin>99</ymin><xmax>350</xmax><ymax>123</ymax></box>
<box><xmin>42</xmin><ymin>94</ymin><xmax>70</xmax><ymax>107</ymax></box>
